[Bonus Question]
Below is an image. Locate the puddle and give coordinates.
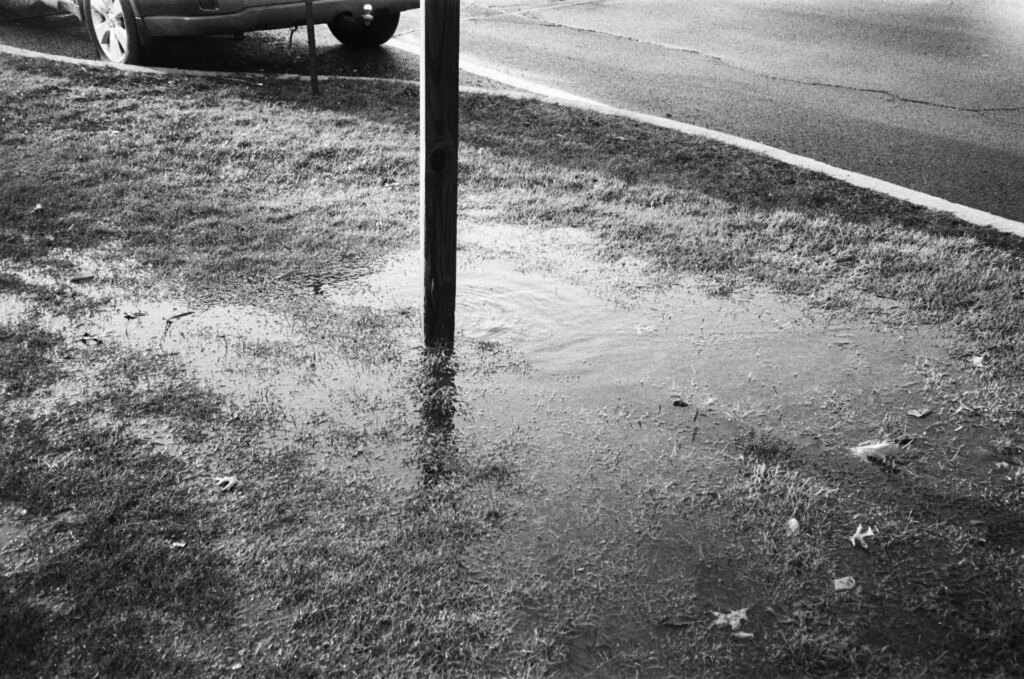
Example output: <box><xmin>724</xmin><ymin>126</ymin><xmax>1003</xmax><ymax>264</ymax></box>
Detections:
<box><xmin>311</xmin><ymin>232</ymin><xmax>993</xmax><ymax>666</ymax></box>
<box><xmin>5</xmin><ymin>231</ymin><xmax>976</xmax><ymax>496</ymax></box>
<box><xmin>6</xmin><ymin>230</ymin><xmax>990</xmax><ymax>497</ymax></box>
<box><xmin>5</xmin><ymin>227</ymin><xmax>1007</xmax><ymax>671</ymax></box>
<box><xmin>323</xmin><ymin>246</ymin><xmax>953</xmax><ymax>482</ymax></box>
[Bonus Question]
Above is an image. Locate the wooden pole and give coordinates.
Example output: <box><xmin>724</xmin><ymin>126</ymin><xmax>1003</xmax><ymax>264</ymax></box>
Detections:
<box><xmin>304</xmin><ymin>0</ymin><xmax>319</xmax><ymax>95</ymax></box>
<box><xmin>421</xmin><ymin>0</ymin><xmax>459</xmax><ymax>349</ymax></box>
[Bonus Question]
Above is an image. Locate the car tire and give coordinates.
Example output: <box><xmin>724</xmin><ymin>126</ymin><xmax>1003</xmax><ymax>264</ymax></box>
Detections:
<box><xmin>83</xmin><ymin>0</ymin><xmax>147</xmax><ymax>65</ymax></box>
<box><xmin>329</xmin><ymin>10</ymin><xmax>400</xmax><ymax>48</ymax></box>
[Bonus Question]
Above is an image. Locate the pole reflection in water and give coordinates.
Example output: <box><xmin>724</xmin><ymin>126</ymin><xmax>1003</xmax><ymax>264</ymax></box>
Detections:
<box><xmin>414</xmin><ymin>347</ymin><xmax>458</xmax><ymax>486</ymax></box>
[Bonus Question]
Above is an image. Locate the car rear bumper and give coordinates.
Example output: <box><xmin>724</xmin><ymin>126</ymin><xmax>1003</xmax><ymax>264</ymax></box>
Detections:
<box><xmin>140</xmin><ymin>0</ymin><xmax>417</xmax><ymax>37</ymax></box>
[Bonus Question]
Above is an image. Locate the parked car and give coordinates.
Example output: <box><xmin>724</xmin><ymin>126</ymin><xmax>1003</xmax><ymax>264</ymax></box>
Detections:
<box><xmin>35</xmin><ymin>0</ymin><xmax>418</xmax><ymax>65</ymax></box>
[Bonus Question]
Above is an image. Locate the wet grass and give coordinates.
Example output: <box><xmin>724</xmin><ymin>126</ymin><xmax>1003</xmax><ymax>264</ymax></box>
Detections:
<box><xmin>0</xmin><ymin>318</ymin><xmax>543</xmax><ymax>676</ymax></box>
<box><xmin>684</xmin><ymin>433</ymin><xmax>1024</xmax><ymax>677</ymax></box>
<box><xmin>3</xmin><ymin>52</ymin><xmax>1024</xmax><ymax>676</ymax></box>
<box><xmin>0</xmin><ymin>321</ymin><xmax>63</xmax><ymax>398</ymax></box>
<box><xmin>0</xmin><ymin>326</ymin><xmax>236</xmax><ymax>676</ymax></box>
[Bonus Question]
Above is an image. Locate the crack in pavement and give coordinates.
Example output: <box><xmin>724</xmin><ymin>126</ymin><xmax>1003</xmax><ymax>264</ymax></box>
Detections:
<box><xmin>757</xmin><ymin>75</ymin><xmax>1024</xmax><ymax>116</ymax></box>
<box><xmin>463</xmin><ymin>2</ymin><xmax>1024</xmax><ymax>117</ymax></box>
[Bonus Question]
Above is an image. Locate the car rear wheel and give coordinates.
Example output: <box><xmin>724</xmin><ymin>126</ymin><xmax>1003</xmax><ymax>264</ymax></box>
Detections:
<box><xmin>84</xmin><ymin>0</ymin><xmax>146</xmax><ymax>65</ymax></box>
<box><xmin>329</xmin><ymin>10</ymin><xmax>400</xmax><ymax>48</ymax></box>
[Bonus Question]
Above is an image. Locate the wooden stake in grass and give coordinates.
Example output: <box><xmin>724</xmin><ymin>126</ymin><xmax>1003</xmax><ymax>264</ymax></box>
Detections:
<box><xmin>421</xmin><ymin>0</ymin><xmax>459</xmax><ymax>349</ymax></box>
<box><xmin>304</xmin><ymin>0</ymin><xmax>319</xmax><ymax>96</ymax></box>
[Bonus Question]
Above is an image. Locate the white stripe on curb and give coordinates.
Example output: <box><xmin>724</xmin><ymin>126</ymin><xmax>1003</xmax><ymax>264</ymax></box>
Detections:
<box><xmin>5</xmin><ymin>41</ymin><xmax>1022</xmax><ymax>239</ymax></box>
<box><xmin>391</xmin><ymin>37</ymin><xmax>1024</xmax><ymax>240</ymax></box>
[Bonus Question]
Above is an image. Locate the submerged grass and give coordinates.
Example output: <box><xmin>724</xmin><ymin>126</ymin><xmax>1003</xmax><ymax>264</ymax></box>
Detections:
<box><xmin>3</xmin><ymin>52</ymin><xmax>1024</xmax><ymax>676</ymax></box>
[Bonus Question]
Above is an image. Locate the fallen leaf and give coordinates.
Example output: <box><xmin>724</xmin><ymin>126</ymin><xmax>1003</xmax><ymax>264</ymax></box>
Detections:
<box><xmin>833</xmin><ymin>576</ymin><xmax>856</xmax><ymax>592</ymax></box>
<box><xmin>850</xmin><ymin>441</ymin><xmax>900</xmax><ymax>462</ymax></box>
<box><xmin>907</xmin><ymin>408</ymin><xmax>932</xmax><ymax>419</ymax></box>
<box><xmin>786</xmin><ymin>517</ymin><xmax>801</xmax><ymax>537</ymax></box>
<box><xmin>711</xmin><ymin>608</ymin><xmax>748</xmax><ymax>631</ymax></box>
<box><xmin>849</xmin><ymin>524</ymin><xmax>876</xmax><ymax>549</ymax></box>
<box><xmin>215</xmin><ymin>476</ymin><xmax>241</xmax><ymax>492</ymax></box>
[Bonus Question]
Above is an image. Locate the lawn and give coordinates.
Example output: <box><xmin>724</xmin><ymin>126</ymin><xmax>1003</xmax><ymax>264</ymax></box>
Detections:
<box><xmin>2</xmin><ymin>53</ymin><xmax>1023</xmax><ymax>677</ymax></box>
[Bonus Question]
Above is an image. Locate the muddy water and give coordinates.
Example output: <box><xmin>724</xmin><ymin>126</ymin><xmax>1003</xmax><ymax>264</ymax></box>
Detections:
<box><xmin>7</xmin><ymin>229</ymin><xmax>959</xmax><ymax>497</ymax></box>
<box><xmin>324</xmin><ymin>241</ymin><xmax>951</xmax><ymax>487</ymax></box>
<box><xmin>311</xmin><ymin>230</ymin><xmax>964</xmax><ymax>666</ymax></box>
<box><xmin>2</xmin><ymin>228</ymin><xmax>964</xmax><ymax>503</ymax></box>
<box><xmin>3</xmin><ymin>229</ymin><xmax>979</xmax><ymax>669</ymax></box>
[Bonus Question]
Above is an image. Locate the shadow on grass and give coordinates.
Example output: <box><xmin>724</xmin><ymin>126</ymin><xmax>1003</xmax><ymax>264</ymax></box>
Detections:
<box><xmin>458</xmin><ymin>93</ymin><xmax>1024</xmax><ymax>252</ymax></box>
<box><xmin>0</xmin><ymin>325</ymin><xmax>238</xmax><ymax>677</ymax></box>
<box><xmin>708</xmin><ymin>430</ymin><xmax>1024</xmax><ymax>675</ymax></box>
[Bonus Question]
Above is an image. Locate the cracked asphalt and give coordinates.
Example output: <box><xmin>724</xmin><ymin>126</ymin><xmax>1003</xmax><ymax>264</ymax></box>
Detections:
<box><xmin>1</xmin><ymin>0</ymin><xmax>1021</xmax><ymax>221</ymax></box>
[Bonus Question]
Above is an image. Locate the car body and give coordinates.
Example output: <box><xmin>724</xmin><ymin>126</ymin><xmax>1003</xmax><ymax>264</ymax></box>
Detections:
<box><xmin>36</xmin><ymin>0</ymin><xmax>418</xmax><ymax>64</ymax></box>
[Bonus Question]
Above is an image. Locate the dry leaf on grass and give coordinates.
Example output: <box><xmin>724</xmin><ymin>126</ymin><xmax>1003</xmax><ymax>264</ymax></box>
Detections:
<box><xmin>834</xmin><ymin>576</ymin><xmax>856</xmax><ymax>592</ymax></box>
<box><xmin>849</xmin><ymin>524</ymin><xmax>876</xmax><ymax>549</ymax></box>
<box><xmin>215</xmin><ymin>476</ymin><xmax>241</xmax><ymax>492</ymax></box>
<box><xmin>711</xmin><ymin>608</ymin><xmax>748</xmax><ymax>631</ymax></box>
<box><xmin>850</xmin><ymin>441</ymin><xmax>901</xmax><ymax>462</ymax></box>
<box><xmin>786</xmin><ymin>517</ymin><xmax>801</xmax><ymax>536</ymax></box>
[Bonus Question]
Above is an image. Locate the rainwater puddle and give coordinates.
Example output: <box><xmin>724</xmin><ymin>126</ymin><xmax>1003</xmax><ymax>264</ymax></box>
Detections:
<box><xmin>325</xmin><ymin>248</ymin><xmax>954</xmax><ymax>487</ymax></box>
<box><xmin>7</xmin><ymin>291</ymin><xmax>416</xmax><ymax>481</ymax></box>
<box><xmin>5</xmin><ymin>240</ymin><xmax>972</xmax><ymax>492</ymax></box>
<box><xmin>6</xmin><ymin>237</ymin><xmax>997</xmax><ymax>669</ymax></box>
<box><xmin>320</xmin><ymin>243</ymin><xmax>976</xmax><ymax>667</ymax></box>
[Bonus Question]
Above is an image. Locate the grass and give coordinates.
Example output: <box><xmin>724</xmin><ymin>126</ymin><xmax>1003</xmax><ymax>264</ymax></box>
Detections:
<box><xmin>699</xmin><ymin>437</ymin><xmax>996</xmax><ymax>676</ymax></box>
<box><xmin>0</xmin><ymin>333</ymin><xmax>238</xmax><ymax>675</ymax></box>
<box><xmin>2</xmin><ymin>52</ymin><xmax>1024</xmax><ymax>677</ymax></box>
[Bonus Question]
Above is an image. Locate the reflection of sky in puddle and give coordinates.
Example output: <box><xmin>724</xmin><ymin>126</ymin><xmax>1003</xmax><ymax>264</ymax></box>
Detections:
<box><xmin>321</xmin><ymin>245</ymin><xmax>956</xmax><ymax>493</ymax></box>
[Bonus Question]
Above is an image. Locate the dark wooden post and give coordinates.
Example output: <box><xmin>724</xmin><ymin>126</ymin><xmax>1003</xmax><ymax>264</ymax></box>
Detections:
<box><xmin>421</xmin><ymin>0</ymin><xmax>459</xmax><ymax>349</ymax></box>
<box><xmin>304</xmin><ymin>0</ymin><xmax>319</xmax><ymax>95</ymax></box>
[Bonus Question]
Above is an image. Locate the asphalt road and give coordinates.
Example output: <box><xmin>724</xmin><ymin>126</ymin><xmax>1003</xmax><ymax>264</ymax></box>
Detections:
<box><xmin>2</xmin><ymin>0</ymin><xmax>1021</xmax><ymax>222</ymax></box>
<box><xmin>444</xmin><ymin>0</ymin><xmax>1024</xmax><ymax>222</ymax></box>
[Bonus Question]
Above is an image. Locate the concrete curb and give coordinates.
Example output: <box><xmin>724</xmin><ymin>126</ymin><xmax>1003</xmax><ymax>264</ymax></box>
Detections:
<box><xmin>0</xmin><ymin>44</ymin><xmax>418</xmax><ymax>86</ymax></box>
<box><xmin>4</xmin><ymin>41</ymin><xmax>1022</xmax><ymax>239</ymax></box>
